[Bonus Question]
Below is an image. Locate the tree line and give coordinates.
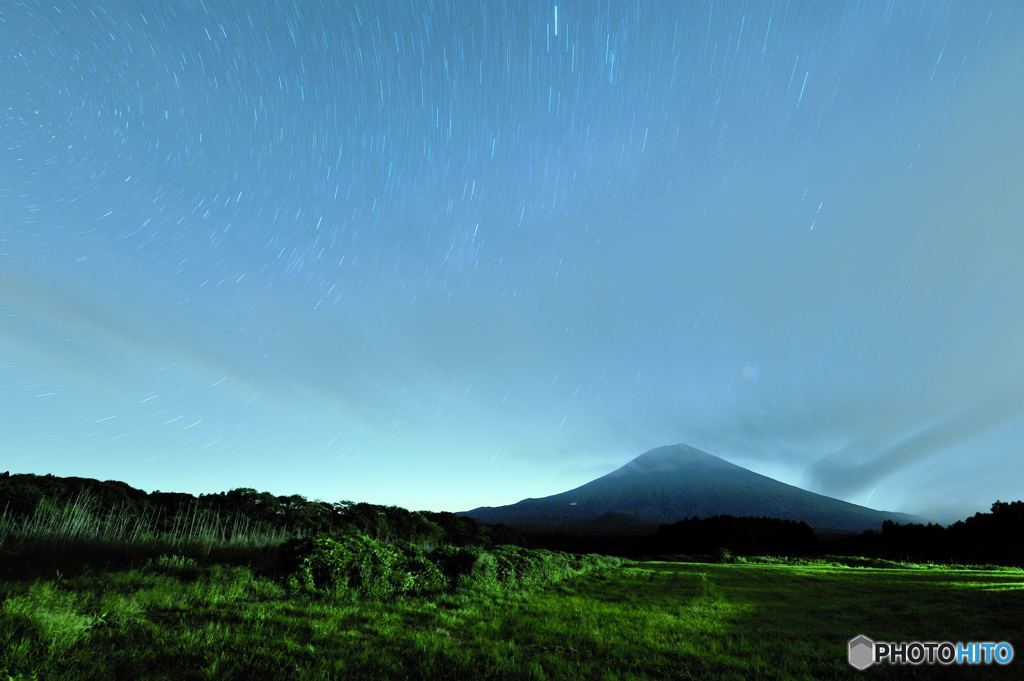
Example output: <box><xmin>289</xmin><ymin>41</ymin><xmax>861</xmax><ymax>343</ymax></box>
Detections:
<box><xmin>2</xmin><ymin>471</ymin><xmax>1021</xmax><ymax>565</ymax></box>
<box><xmin>523</xmin><ymin>502</ymin><xmax>1024</xmax><ymax>565</ymax></box>
<box><xmin>0</xmin><ymin>471</ymin><xmax>522</xmax><ymax>549</ymax></box>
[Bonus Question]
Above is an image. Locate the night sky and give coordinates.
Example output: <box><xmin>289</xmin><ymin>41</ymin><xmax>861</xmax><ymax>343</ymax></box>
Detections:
<box><xmin>3</xmin><ymin>1</ymin><xmax>1023</xmax><ymax>521</ymax></box>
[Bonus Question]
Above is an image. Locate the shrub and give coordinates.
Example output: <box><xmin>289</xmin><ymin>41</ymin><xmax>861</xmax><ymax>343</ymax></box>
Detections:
<box><xmin>284</xmin><ymin>533</ymin><xmax>446</xmax><ymax>598</ymax></box>
<box><xmin>428</xmin><ymin>546</ymin><xmax>490</xmax><ymax>589</ymax></box>
<box><xmin>429</xmin><ymin>545</ymin><xmax>620</xmax><ymax>594</ymax></box>
<box><xmin>283</xmin><ymin>532</ymin><xmax>621</xmax><ymax>600</ymax></box>
<box><xmin>398</xmin><ymin>544</ymin><xmax>448</xmax><ymax>594</ymax></box>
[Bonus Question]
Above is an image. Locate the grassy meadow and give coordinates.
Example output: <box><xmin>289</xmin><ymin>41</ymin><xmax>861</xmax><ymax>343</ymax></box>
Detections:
<box><xmin>3</xmin><ymin>554</ymin><xmax>1023</xmax><ymax>680</ymax></box>
<box><xmin>2</xmin><ymin>481</ymin><xmax>1022</xmax><ymax>679</ymax></box>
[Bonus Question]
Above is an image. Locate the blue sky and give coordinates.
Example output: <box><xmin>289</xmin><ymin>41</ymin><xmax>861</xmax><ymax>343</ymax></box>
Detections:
<box><xmin>3</xmin><ymin>1</ymin><xmax>1023</xmax><ymax>521</ymax></box>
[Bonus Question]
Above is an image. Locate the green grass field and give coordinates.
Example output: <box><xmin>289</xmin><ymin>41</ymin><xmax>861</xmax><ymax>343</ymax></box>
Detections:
<box><xmin>3</xmin><ymin>557</ymin><xmax>1022</xmax><ymax>680</ymax></box>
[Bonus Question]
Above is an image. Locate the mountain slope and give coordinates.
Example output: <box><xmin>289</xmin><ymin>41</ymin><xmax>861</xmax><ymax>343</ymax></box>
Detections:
<box><xmin>464</xmin><ymin>444</ymin><xmax>923</xmax><ymax>532</ymax></box>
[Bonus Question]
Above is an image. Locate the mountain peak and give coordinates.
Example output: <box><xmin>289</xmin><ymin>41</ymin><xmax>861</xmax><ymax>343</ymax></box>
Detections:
<box><xmin>611</xmin><ymin>444</ymin><xmax>735</xmax><ymax>475</ymax></box>
<box><xmin>632</xmin><ymin>443</ymin><xmax>727</xmax><ymax>464</ymax></box>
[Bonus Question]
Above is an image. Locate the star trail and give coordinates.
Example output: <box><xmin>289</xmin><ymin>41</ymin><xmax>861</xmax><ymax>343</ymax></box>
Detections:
<box><xmin>2</xmin><ymin>1</ymin><xmax>1023</xmax><ymax>519</ymax></box>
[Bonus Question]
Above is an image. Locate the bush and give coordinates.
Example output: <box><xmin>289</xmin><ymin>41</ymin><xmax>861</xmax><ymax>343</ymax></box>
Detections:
<box><xmin>399</xmin><ymin>544</ymin><xmax>448</xmax><ymax>594</ymax></box>
<box><xmin>283</xmin><ymin>533</ymin><xmax>621</xmax><ymax>600</ymax></box>
<box><xmin>428</xmin><ymin>544</ymin><xmax>620</xmax><ymax>594</ymax></box>
<box><xmin>284</xmin><ymin>533</ymin><xmax>447</xmax><ymax>599</ymax></box>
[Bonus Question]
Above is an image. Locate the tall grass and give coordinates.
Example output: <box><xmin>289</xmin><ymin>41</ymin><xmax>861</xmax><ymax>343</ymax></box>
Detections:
<box><xmin>0</xmin><ymin>492</ymin><xmax>292</xmax><ymax>553</ymax></box>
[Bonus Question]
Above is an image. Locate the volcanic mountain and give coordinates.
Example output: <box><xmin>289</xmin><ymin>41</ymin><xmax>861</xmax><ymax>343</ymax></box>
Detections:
<box><xmin>464</xmin><ymin>444</ymin><xmax>923</xmax><ymax>533</ymax></box>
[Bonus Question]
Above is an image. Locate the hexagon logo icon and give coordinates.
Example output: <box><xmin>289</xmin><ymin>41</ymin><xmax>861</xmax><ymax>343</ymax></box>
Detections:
<box><xmin>848</xmin><ymin>635</ymin><xmax>875</xmax><ymax>670</ymax></box>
